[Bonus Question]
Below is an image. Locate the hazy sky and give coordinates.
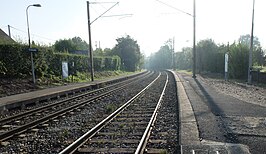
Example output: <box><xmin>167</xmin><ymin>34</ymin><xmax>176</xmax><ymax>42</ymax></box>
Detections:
<box><xmin>1</xmin><ymin>0</ymin><xmax>265</xmax><ymax>56</ymax></box>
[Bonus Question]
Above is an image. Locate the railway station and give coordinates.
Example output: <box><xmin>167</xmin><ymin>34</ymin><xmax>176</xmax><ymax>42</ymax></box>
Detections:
<box><xmin>1</xmin><ymin>0</ymin><xmax>266</xmax><ymax>153</ymax></box>
<box><xmin>1</xmin><ymin>70</ymin><xmax>264</xmax><ymax>153</ymax></box>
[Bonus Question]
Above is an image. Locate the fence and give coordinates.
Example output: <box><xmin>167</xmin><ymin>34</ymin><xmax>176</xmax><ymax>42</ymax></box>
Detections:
<box><xmin>251</xmin><ymin>70</ymin><xmax>266</xmax><ymax>84</ymax></box>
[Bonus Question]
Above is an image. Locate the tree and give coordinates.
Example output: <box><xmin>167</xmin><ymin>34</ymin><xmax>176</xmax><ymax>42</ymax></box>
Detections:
<box><xmin>93</xmin><ymin>47</ymin><xmax>114</xmax><ymax>57</ymax></box>
<box><xmin>71</xmin><ymin>37</ymin><xmax>89</xmax><ymax>51</ymax></box>
<box><xmin>112</xmin><ymin>35</ymin><xmax>141</xmax><ymax>71</ymax></box>
<box><xmin>228</xmin><ymin>43</ymin><xmax>249</xmax><ymax>79</ymax></box>
<box><xmin>196</xmin><ymin>39</ymin><xmax>219</xmax><ymax>73</ymax></box>
<box><xmin>103</xmin><ymin>48</ymin><xmax>113</xmax><ymax>56</ymax></box>
<box><xmin>93</xmin><ymin>48</ymin><xmax>104</xmax><ymax>56</ymax></box>
<box><xmin>53</xmin><ymin>37</ymin><xmax>89</xmax><ymax>53</ymax></box>
<box><xmin>175</xmin><ymin>47</ymin><xmax>193</xmax><ymax>70</ymax></box>
<box><xmin>238</xmin><ymin>34</ymin><xmax>260</xmax><ymax>48</ymax></box>
<box><xmin>238</xmin><ymin>34</ymin><xmax>265</xmax><ymax>67</ymax></box>
<box><xmin>146</xmin><ymin>42</ymin><xmax>173</xmax><ymax>70</ymax></box>
<box><xmin>54</xmin><ymin>39</ymin><xmax>74</xmax><ymax>52</ymax></box>
<box><xmin>138</xmin><ymin>53</ymin><xmax>145</xmax><ymax>70</ymax></box>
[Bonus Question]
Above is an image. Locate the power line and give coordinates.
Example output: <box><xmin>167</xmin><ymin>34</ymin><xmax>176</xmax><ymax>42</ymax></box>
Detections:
<box><xmin>90</xmin><ymin>2</ymin><xmax>118</xmax><ymax>4</ymax></box>
<box><xmin>90</xmin><ymin>5</ymin><xmax>100</xmax><ymax>15</ymax></box>
<box><xmin>155</xmin><ymin>0</ymin><xmax>193</xmax><ymax>17</ymax></box>
<box><xmin>90</xmin><ymin>2</ymin><xmax>119</xmax><ymax>24</ymax></box>
<box><xmin>9</xmin><ymin>26</ymin><xmax>26</xmax><ymax>33</ymax></box>
<box><xmin>32</xmin><ymin>34</ymin><xmax>56</xmax><ymax>42</ymax></box>
<box><xmin>99</xmin><ymin>3</ymin><xmax>107</xmax><ymax>10</ymax></box>
<box><xmin>102</xmin><ymin>14</ymin><xmax>133</xmax><ymax>18</ymax></box>
<box><xmin>9</xmin><ymin>25</ymin><xmax>55</xmax><ymax>42</ymax></box>
<box><xmin>0</xmin><ymin>25</ymin><xmax>8</xmax><ymax>30</ymax></box>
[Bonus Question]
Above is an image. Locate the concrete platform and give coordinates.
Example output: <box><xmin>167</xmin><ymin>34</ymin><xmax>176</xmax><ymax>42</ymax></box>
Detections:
<box><xmin>171</xmin><ymin>71</ymin><xmax>252</xmax><ymax>154</ymax></box>
<box><xmin>0</xmin><ymin>71</ymin><xmax>146</xmax><ymax>112</ymax></box>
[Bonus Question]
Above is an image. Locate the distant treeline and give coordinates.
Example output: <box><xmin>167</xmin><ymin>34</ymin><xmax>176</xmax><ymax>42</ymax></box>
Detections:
<box><xmin>146</xmin><ymin>35</ymin><xmax>266</xmax><ymax>80</ymax></box>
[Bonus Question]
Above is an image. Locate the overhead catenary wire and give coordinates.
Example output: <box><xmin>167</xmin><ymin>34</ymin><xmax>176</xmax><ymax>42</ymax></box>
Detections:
<box><xmin>0</xmin><ymin>25</ymin><xmax>8</xmax><ymax>30</ymax></box>
<box><xmin>90</xmin><ymin>2</ymin><xmax>119</xmax><ymax>25</ymax></box>
<box><xmin>90</xmin><ymin>2</ymin><xmax>132</xmax><ymax>22</ymax></box>
<box><xmin>89</xmin><ymin>0</ymin><xmax>117</xmax><ymax>13</ymax></box>
<box><xmin>102</xmin><ymin>14</ymin><xmax>133</xmax><ymax>18</ymax></box>
<box><xmin>8</xmin><ymin>25</ymin><xmax>56</xmax><ymax>42</ymax></box>
<box><xmin>155</xmin><ymin>0</ymin><xmax>193</xmax><ymax>17</ymax></box>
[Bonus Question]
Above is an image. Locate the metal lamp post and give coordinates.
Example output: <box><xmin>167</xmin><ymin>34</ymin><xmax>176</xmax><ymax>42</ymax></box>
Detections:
<box><xmin>192</xmin><ymin>0</ymin><xmax>196</xmax><ymax>78</ymax></box>
<box><xmin>26</xmin><ymin>4</ymin><xmax>41</xmax><ymax>84</ymax></box>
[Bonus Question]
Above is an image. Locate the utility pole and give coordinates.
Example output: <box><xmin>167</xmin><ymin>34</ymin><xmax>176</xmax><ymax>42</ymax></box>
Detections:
<box><xmin>86</xmin><ymin>1</ymin><xmax>119</xmax><ymax>82</ymax></box>
<box><xmin>87</xmin><ymin>1</ymin><xmax>94</xmax><ymax>81</ymax></box>
<box><xmin>192</xmin><ymin>0</ymin><xmax>196</xmax><ymax>78</ymax></box>
<box><xmin>8</xmin><ymin>25</ymin><xmax>11</xmax><ymax>37</ymax></box>
<box><xmin>248</xmin><ymin>0</ymin><xmax>255</xmax><ymax>84</ymax></box>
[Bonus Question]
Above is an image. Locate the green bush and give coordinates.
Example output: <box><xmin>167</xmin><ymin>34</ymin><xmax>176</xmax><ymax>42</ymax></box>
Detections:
<box><xmin>0</xmin><ymin>44</ymin><xmax>121</xmax><ymax>79</ymax></box>
<box><xmin>0</xmin><ymin>44</ymin><xmax>29</xmax><ymax>77</ymax></box>
<box><xmin>228</xmin><ymin>43</ymin><xmax>249</xmax><ymax>79</ymax></box>
<box><xmin>0</xmin><ymin>61</ymin><xmax>7</xmax><ymax>75</ymax></box>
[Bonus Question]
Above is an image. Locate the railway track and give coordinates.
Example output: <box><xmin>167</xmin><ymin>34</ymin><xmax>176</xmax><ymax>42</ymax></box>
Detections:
<box><xmin>145</xmin><ymin>72</ymin><xmax>179</xmax><ymax>153</ymax></box>
<box><xmin>0</xmin><ymin>71</ymin><xmax>179</xmax><ymax>153</ymax></box>
<box><xmin>59</xmin><ymin>72</ymin><xmax>173</xmax><ymax>153</ymax></box>
<box><xmin>0</xmin><ymin>71</ymin><xmax>164</xmax><ymax>153</ymax></box>
<box><xmin>0</xmin><ymin>71</ymin><xmax>151</xmax><ymax>119</ymax></box>
<box><xmin>0</xmin><ymin>71</ymin><xmax>153</xmax><ymax>141</ymax></box>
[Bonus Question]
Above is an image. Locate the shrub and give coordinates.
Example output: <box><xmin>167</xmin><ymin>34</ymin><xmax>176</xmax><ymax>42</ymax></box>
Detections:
<box><xmin>0</xmin><ymin>44</ymin><xmax>121</xmax><ymax>79</ymax></box>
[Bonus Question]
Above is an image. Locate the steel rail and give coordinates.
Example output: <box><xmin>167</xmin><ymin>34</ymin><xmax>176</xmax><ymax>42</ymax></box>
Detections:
<box><xmin>0</xmin><ymin>72</ymin><xmax>153</xmax><ymax>141</ymax></box>
<box><xmin>135</xmin><ymin>73</ymin><xmax>169</xmax><ymax>154</ymax></box>
<box><xmin>59</xmin><ymin>73</ymin><xmax>162</xmax><ymax>154</ymax></box>
<box><xmin>0</xmin><ymin>71</ymin><xmax>151</xmax><ymax>125</ymax></box>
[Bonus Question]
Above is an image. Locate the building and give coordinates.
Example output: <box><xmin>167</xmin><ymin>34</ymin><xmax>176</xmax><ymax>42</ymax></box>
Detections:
<box><xmin>0</xmin><ymin>28</ymin><xmax>15</xmax><ymax>44</ymax></box>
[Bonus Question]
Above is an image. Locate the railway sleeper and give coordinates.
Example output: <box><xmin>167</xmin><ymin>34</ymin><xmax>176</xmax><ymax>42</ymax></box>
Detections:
<box><xmin>78</xmin><ymin>147</ymin><xmax>136</xmax><ymax>153</ymax></box>
<box><xmin>88</xmin><ymin>139</ymin><xmax>141</xmax><ymax>144</ymax></box>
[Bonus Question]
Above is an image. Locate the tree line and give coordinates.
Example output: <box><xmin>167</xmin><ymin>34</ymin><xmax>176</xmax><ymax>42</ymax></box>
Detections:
<box><xmin>0</xmin><ymin>35</ymin><xmax>143</xmax><ymax>80</ymax></box>
<box><xmin>146</xmin><ymin>34</ymin><xmax>266</xmax><ymax>80</ymax></box>
<box><xmin>53</xmin><ymin>35</ymin><xmax>143</xmax><ymax>72</ymax></box>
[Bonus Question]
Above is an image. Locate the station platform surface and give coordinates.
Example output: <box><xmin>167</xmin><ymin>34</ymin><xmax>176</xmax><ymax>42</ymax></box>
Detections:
<box><xmin>174</xmin><ymin>71</ymin><xmax>266</xmax><ymax>154</ymax></box>
<box><xmin>0</xmin><ymin>71</ymin><xmax>145</xmax><ymax>111</ymax></box>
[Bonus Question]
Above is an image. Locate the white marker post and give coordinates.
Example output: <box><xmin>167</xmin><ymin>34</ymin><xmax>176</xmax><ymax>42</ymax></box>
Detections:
<box><xmin>62</xmin><ymin>62</ymin><xmax>69</xmax><ymax>79</ymax></box>
<box><xmin>225</xmin><ymin>53</ymin><xmax>229</xmax><ymax>81</ymax></box>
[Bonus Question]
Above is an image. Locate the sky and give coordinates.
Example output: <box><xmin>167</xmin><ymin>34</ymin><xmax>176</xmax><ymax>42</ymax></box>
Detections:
<box><xmin>1</xmin><ymin>0</ymin><xmax>265</xmax><ymax>56</ymax></box>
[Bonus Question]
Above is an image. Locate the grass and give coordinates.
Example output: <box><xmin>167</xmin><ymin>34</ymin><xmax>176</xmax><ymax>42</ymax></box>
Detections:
<box><xmin>253</xmin><ymin>66</ymin><xmax>266</xmax><ymax>72</ymax></box>
<box><xmin>175</xmin><ymin>69</ymin><xmax>192</xmax><ymax>75</ymax></box>
<box><xmin>59</xmin><ymin>129</ymin><xmax>69</xmax><ymax>139</ymax></box>
<box><xmin>159</xmin><ymin>150</ymin><xmax>167</xmax><ymax>154</ymax></box>
<box><xmin>37</xmin><ymin>70</ymin><xmax>143</xmax><ymax>87</ymax></box>
<box><xmin>93</xmin><ymin>70</ymin><xmax>136</xmax><ymax>80</ymax></box>
<box><xmin>105</xmin><ymin>104</ymin><xmax>117</xmax><ymax>114</ymax></box>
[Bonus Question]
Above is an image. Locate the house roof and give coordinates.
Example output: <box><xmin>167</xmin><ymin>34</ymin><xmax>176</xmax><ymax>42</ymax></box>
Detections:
<box><xmin>0</xmin><ymin>28</ymin><xmax>15</xmax><ymax>44</ymax></box>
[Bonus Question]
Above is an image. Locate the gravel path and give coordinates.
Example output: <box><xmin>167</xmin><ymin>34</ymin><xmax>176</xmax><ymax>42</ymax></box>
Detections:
<box><xmin>179</xmin><ymin>72</ymin><xmax>266</xmax><ymax>154</ymax></box>
<box><xmin>198</xmin><ymin>75</ymin><xmax>266</xmax><ymax>107</ymax></box>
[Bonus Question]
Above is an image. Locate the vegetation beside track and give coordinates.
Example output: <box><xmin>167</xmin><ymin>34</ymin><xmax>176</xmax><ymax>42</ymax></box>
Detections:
<box><xmin>0</xmin><ymin>35</ymin><xmax>144</xmax><ymax>97</ymax></box>
<box><xmin>0</xmin><ymin>70</ymin><xmax>141</xmax><ymax>98</ymax></box>
<box><xmin>146</xmin><ymin>34</ymin><xmax>266</xmax><ymax>82</ymax></box>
